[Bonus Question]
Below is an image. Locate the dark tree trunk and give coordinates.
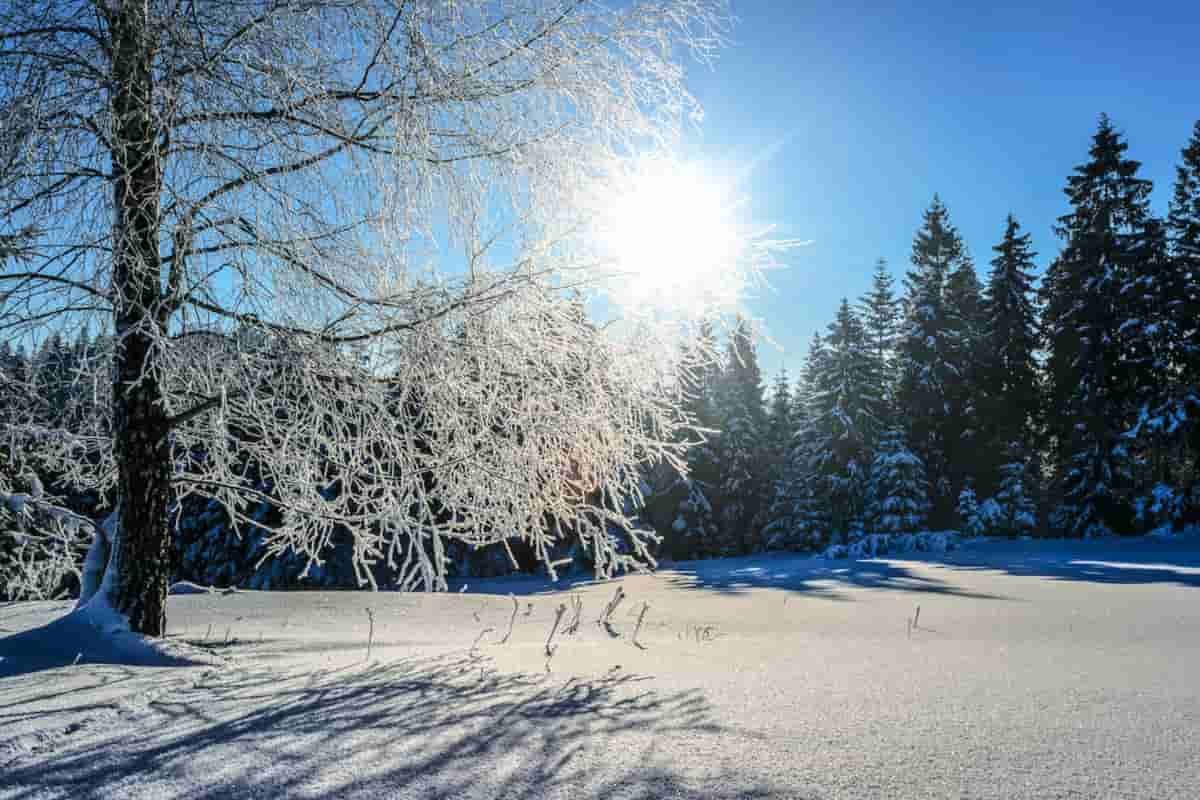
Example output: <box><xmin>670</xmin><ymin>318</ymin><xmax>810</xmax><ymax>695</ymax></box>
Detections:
<box><xmin>109</xmin><ymin>2</ymin><xmax>172</xmax><ymax>637</ymax></box>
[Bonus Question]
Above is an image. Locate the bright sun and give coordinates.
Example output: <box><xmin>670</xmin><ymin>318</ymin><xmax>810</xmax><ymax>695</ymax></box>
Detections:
<box><xmin>598</xmin><ymin>158</ymin><xmax>745</xmax><ymax>313</ymax></box>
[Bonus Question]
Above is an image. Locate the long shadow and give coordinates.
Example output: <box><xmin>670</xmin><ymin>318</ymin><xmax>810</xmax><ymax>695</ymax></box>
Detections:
<box><xmin>908</xmin><ymin>537</ymin><xmax>1200</xmax><ymax>588</ymax></box>
<box><xmin>658</xmin><ymin>551</ymin><xmax>1008</xmax><ymax>601</ymax></box>
<box><xmin>0</xmin><ymin>652</ymin><xmax>800</xmax><ymax>799</ymax></box>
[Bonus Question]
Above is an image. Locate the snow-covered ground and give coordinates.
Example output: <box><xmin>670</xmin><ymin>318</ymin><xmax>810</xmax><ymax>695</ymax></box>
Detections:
<box><xmin>3</xmin><ymin>537</ymin><xmax>1200</xmax><ymax>799</ymax></box>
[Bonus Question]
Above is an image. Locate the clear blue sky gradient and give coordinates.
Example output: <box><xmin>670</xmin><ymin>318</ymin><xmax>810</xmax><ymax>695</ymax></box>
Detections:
<box><xmin>684</xmin><ymin>0</ymin><xmax>1200</xmax><ymax>380</ymax></box>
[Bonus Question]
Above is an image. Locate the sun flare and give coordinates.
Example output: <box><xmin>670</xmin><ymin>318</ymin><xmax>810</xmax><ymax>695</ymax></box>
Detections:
<box><xmin>598</xmin><ymin>158</ymin><xmax>745</xmax><ymax>313</ymax></box>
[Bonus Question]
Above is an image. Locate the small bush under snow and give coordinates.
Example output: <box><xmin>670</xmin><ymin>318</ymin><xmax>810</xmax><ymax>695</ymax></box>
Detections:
<box><xmin>821</xmin><ymin>530</ymin><xmax>963</xmax><ymax>560</ymax></box>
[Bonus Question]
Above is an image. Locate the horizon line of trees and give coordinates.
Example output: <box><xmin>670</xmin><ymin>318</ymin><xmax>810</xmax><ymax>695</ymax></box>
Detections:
<box><xmin>4</xmin><ymin>114</ymin><xmax>1199</xmax><ymax>597</ymax></box>
<box><xmin>646</xmin><ymin>114</ymin><xmax>1200</xmax><ymax>558</ymax></box>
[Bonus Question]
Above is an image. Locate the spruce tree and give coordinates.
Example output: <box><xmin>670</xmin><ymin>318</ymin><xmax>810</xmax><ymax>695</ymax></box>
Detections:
<box><xmin>1163</xmin><ymin>121</ymin><xmax>1200</xmax><ymax>520</ymax></box>
<box><xmin>956</xmin><ymin>483</ymin><xmax>986</xmax><ymax>537</ymax></box>
<box><xmin>981</xmin><ymin>215</ymin><xmax>1042</xmax><ymax>498</ymax></box>
<box><xmin>993</xmin><ymin>441</ymin><xmax>1038</xmax><ymax>538</ymax></box>
<box><xmin>805</xmin><ymin>299</ymin><xmax>879</xmax><ymax>539</ymax></box>
<box><xmin>896</xmin><ymin>195</ymin><xmax>967</xmax><ymax>526</ymax></box>
<box><xmin>859</xmin><ymin>258</ymin><xmax>901</xmax><ymax>426</ymax></box>
<box><xmin>665</xmin><ymin>321</ymin><xmax>722</xmax><ymax>556</ymax></box>
<box><xmin>866</xmin><ymin>427</ymin><xmax>930</xmax><ymax>534</ymax></box>
<box><xmin>1043</xmin><ymin>115</ymin><xmax>1152</xmax><ymax>536</ymax></box>
<box><xmin>943</xmin><ymin>255</ymin><xmax>988</xmax><ymax>498</ymax></box>
<box><xmin>764</xmin><ymin>334</ymin><xmax>827</xmax><ymax>549</ymax></box>
<box><xmin>763</xmin><ymin>368</ymin><xmax>793</xmax><ymax>503</ymax></box>
<box><xmin>713</xmin><ymin>317</ymin><xmax>767</xmax><ymax>554</ymax></box>
<box><xmin>1119</xmin><ymin>219</ymin><xmax>1182</xmax><ymax>503</ymax></box>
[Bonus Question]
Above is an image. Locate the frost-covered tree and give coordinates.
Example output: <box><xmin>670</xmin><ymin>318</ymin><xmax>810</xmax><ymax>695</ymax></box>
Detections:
<box><xmin>1</xmin><ymin>473</ymin><xmax>93</xmax><ymax>601</ymax></box>
<box><xmin>0</xmin><ymin>1</ymin><xmax>747</xmax><ymax>637</ymax></box>
<box><xmin>865</xmin><ymin>428</ymin><xmax>929</xmax><ymax>534</ymax></box>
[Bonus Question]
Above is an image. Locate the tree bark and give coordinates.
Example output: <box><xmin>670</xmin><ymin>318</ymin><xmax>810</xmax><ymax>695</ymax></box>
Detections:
<box><xmin>109</xmin><ymin>1</ymin><xmax>172</xmax><ymax>637</ymax></box>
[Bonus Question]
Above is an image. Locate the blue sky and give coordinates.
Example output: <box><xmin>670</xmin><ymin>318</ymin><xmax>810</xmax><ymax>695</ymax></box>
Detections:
<box><xmin>682</xmin><ymin>0</ymin><xmax>1200</xmax><ymax>380</ymax></box>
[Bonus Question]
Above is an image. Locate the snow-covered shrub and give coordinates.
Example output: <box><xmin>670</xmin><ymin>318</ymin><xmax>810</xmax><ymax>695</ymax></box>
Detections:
<box><xmin>992</xmin><ymin>457</ymin><xmax>1038</xmax><ymax>538</ymax></box>
<box><xmin>821</xmin><ymin>530</ymin><xmax>961</xmax><ymax>559</ymax></box>
<box><xmin>1134</xmin><ymin>483</ymin><xmax>1184</xmax><ymax>532</ymax></box>
<box><xmin>978</xmin><ymin>498</ymin><xmax>1003</xmax><ymax>533</ymax></box>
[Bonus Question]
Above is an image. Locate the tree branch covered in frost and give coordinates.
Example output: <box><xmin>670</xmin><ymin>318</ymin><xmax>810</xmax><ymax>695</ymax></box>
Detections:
<box><xmin>0</xmin><ymin>476</ymin><xmax>94</xmax><ymax>600</ymax></box>
<box><xmin>168</xmin><ymin>284</ymin><xmax>692</xmax><ymax>590</ymax></box>
<box><xmin>2</xmin><ymin>1</ymin><xmax>755</xmax><ymax>599</ymax></box>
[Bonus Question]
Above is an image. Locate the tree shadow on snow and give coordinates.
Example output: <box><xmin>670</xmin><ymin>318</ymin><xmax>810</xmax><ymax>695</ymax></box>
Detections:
<box><xmin>907</xmin><ymin>538</ymin><xmax>1200</xmax><ymax>589</ymax></box>
<box><xmin>0</xmin><ymin>652</ymin><xmax>805</xmax><ymax>799</ymax></box>
<box><xmin>659</xmin><ymin>552</ymin><xmax>1009</xmax><ymax>602</ymax></box>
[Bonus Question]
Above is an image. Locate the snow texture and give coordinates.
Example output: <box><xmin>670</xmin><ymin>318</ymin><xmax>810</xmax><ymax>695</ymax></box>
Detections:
<box><xmin>4</xmin><ymin>537</ymin><xmax>1200</xmax><ymax>799</ymax></box>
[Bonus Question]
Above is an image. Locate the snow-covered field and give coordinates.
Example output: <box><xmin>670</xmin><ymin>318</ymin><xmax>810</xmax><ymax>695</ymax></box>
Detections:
<box><xmin>3</xmin><ymin>537</ymin><xmax>1200</xmax><ymax>799</ymax></box>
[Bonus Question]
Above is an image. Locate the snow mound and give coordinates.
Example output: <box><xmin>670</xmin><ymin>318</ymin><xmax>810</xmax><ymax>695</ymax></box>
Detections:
<box><xmin>1148</xmin><ymin>523</ymin><xmax>1200</xmax><ymax>540</ymax></box>
<box><xmin>0</xmin><ymin>597</ymin><xmax>218</xmax><ymax>676</ymax></box>
<box><xmin>169</xmin><ymin>581</ymin><xmax>217</xmax><ymax>595</ymax></box>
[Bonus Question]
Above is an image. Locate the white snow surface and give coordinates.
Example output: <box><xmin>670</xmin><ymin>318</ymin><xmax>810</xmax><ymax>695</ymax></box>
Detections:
<box><xmin>3</xmin><ymin>537</ymin><xmax>1200</xmax><ymax>799</ymax></box>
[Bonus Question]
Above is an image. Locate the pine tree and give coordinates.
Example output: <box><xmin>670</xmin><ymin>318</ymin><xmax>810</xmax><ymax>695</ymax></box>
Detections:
<box><xmin>896</xmin><ymin>195</ymin><xmax>967</xmax><ymax>526</ymax></box>
<box><xmin>943</xmin><ymin>254</ymin><xmax>988</xmax><ymax>498</ymax></box>
<box><xmin>713</xmin><ymin>317</ymin><xmax>767</xmax><ymax>554</ymax></box>
<box><xmin>1043</xmin><ymin>115</ymin><xmax>1153</xmax><ymax>536</ymax></box>
<box><xmin>980</xmin><ymin>215</ymin><xmax>1042</xmax><ymax>496</ymax></box>
<box><xmin>993</xmin><ymin>442</ymin><xmax>1038</xmax><ymax>538</ymax></box>
<box><xmin>764</xmin><ymin>334</ymin><xmax>827</xmax><ymax>549</ymax></box>
<box><xmin>763</xmin><ymin>368</ymin><xmax>793</xmax><ymax>502</ymax></box>
<box><xmin>866</xmin><ymin>427</ymin><xmax>930</xmax><ymax>534</ymax></box>
<box><xmin>660</xmin><ymin>321</ymin><xmax>722</xmax><ymax>557</ymax></box>
<box><xmin>1119</xmin><ymin>219</ymin><xmax>1184</xmax><ymax>504</ymax></box>
<box><xmin>1160</xmin><ymin>121</ymin><xmax>1200</xmax><ymax>524</ymax></box>
<box><xmin>956</xmin><ymin>484</ymin><xmax>986</xmax><ymax>537</ymax></box>
<box><xmin>859</xmin><ymin>258</ymin><xmax>901</xmax><ymax>426</ymax></box>
<box><xmin>804</xmin><ymin>299</ymin><xmax>880</xmax><ymax>540</ymax></box>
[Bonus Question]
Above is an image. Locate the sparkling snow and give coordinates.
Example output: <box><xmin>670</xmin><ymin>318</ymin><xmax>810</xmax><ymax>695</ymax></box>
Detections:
<box><xmin>3</xmin><ymin>537</ymin><xmax>1200</xmax><ymax>799</ymax></box>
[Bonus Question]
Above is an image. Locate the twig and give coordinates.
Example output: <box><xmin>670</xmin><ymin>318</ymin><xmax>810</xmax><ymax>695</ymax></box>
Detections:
<box><xmin>545</xmin><ymin>603</ymin><xmax>567</xmax><ymax>658</ymax></box>
<box><xmin>632</xmin><ymin>602</ymin><xmax>649</xmax><ymax>650</ymax></box>
<box><xmin>499</xmin><ymin>594</ymin><xmax>518</xmax><ymax>645</ymax></box>
<box><xmin>563</xmin><ymin>594</ymin><xmax>583</xmax><ymax>636</ymax></box>
<box><xmin>598</xmin><ymin>586</ymin><xmax>625</xmax><ymax>637</ymax></box>
<box><xmin>364</xmin><ymin>607</ymin><xmax>375</xmax><ymax>661</ymax></box>
<box><xmin>913</xmin><ymin>605</ymin><xmax>921</xmax><ymax>630</ymax></box>
<box><xmin>471</xmin><ymin>626</ymin><xmax>495</xmax><ymax>655</ymax></box>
